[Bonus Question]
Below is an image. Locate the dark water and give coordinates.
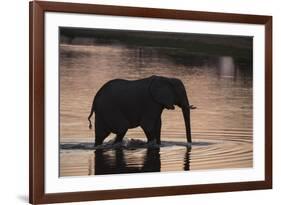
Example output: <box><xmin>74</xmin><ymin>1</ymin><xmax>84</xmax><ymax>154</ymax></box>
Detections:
<box><xmin>59</xmin><ymin>43</ymin><xmax>253</xmax><ymax>176</ymax></box>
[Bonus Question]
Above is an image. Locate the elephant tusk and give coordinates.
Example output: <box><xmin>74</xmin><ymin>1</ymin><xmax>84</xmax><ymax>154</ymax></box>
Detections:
<box><xmin>189</xmin><ymin>105</ymin><xmax>197</xmax><ymax>110</ymax></box>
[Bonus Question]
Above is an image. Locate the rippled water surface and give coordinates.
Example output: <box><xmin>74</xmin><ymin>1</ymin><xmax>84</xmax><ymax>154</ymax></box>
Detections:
<box><xmin>59</xmin><ymin>37</ymin><xmax>253</xmax><ymax>176</ymax></box>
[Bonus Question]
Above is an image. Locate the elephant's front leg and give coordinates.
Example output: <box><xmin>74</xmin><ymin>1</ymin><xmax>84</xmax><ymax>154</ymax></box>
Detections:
<box><xmin>141</xmin><ymin>118</ymin><xmax>162</xmax><ymax>145</ymax></box>
<box><xmin>155</xmin><ymin>119</ymin><xmax>162</xmax><ymax>145</ymax></box>
<box><xmin>114</xmin><ymin>131</ymin><xmax>127</xmax><ymax>144</ymax></box>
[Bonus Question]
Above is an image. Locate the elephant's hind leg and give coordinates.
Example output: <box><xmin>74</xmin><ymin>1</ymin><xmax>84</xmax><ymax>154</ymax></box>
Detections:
<box><xmin>95</xmin><ymin>114</ymin><xmax>110</xmax><ymax>146</ymax></box>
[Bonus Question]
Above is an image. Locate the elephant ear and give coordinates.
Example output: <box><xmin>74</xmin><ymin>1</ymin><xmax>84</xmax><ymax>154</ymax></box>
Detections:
<box><xmin>150</xmin><ymin>77</ymin><xmax>175</xmax><ymax>110</ymax></box>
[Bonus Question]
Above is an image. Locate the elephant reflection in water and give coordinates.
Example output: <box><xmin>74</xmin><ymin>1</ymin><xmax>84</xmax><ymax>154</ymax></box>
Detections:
<box><xmin>93</xmin><ymin>147</ymin><xmax>191</xmax><ymax>175</ymax></box>
<box><xmin>184</xmin><ymin>147</ymin><xmax>191</xmax><ymax>171</ymax></box>
<box><xmin>94</xmin><ymin>147</ymin><xmax>161</xmax><ymax>175</ymax></box>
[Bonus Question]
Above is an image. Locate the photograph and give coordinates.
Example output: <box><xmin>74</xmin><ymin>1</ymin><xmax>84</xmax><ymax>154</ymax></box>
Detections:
<box><xmin>59</xmin><ymin>27</ymin><xmax>253</xmax><ymax>177</ymax></box>
<box><xmin>29</xmin><ymin>1</ymin><xmax>272</xmax><ymax>203</ymax></box>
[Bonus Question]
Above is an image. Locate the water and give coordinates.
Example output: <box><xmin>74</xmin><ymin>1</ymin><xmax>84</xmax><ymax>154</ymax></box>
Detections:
<box><xmin>59</xmin><ymin>43</ymin><xmax>253</xmax><ymax>177</ymax></box>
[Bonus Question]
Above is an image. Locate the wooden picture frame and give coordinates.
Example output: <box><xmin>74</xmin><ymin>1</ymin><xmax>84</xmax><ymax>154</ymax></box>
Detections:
<box><xmin>29</xmin><ymin>1</ymin><xmax>272</xmax><ymax>204</ymax></box>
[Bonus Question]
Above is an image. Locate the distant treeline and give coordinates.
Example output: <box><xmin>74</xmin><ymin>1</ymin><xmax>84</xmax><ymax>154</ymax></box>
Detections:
<box><xmin>60</xmin><ymin>27</ymin><xmax>253</xmax><ymax>65</ymax></box>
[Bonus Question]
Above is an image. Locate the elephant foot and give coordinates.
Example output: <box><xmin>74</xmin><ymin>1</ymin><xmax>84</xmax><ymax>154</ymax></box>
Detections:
<box><xmin>113</xmin><ymin>132</ymin><xmax>127</xmax><ymax>145</ymax></box>
<box><xmin>147</xmin><ymin>139</ymin><xmax>160</xmax><ymax>148</ymax></box>
<box><xmin>113</xmin><ymin>138</ymin><xmax>124</xmax><ymax>145</ymax></box>
<box><xmin>94</xmin><ymin>143</ymin><xmax>102</xmax><ymax>148</ymax></box>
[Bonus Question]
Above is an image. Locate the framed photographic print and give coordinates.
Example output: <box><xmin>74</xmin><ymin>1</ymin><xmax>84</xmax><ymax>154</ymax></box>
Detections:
<box><xmin>29</xmin><ymin>1</ymin><xmax>272</xmax><ymax>204</ymax></box>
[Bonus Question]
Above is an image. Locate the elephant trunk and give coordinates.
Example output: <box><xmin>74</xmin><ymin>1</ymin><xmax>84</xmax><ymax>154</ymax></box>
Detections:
<box><xmin>181</xmin><ymin>102</ymin><xmax>192</xmax><ymax>144</ymax></box>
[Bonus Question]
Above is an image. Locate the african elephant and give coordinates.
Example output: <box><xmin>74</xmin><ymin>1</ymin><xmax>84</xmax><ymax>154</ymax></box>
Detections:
<box><xmin>88</xmin><ymin>75</ymin><xmax>195</xmax><ymax>146</ymax></box>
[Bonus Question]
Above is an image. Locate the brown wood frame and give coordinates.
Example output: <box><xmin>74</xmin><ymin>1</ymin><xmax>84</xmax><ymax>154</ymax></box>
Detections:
<box><xmin>29</xmin><ymin>1</ymin><xmax>272</xmax><ymax>204</ymax></box>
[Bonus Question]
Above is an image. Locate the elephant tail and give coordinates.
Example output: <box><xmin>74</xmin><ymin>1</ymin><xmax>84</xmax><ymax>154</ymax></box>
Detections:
<box><xmin>88</xmin><ymin>101</ymin><xmax>95</xmax><ymax>129</ymax></box>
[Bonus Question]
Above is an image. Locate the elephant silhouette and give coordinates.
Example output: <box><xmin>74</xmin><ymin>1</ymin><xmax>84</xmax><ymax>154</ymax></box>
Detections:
<box><xmin>88</xmin><ymin>75</ymin><xmax>196</xmax><ymax>146</ymax></box>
